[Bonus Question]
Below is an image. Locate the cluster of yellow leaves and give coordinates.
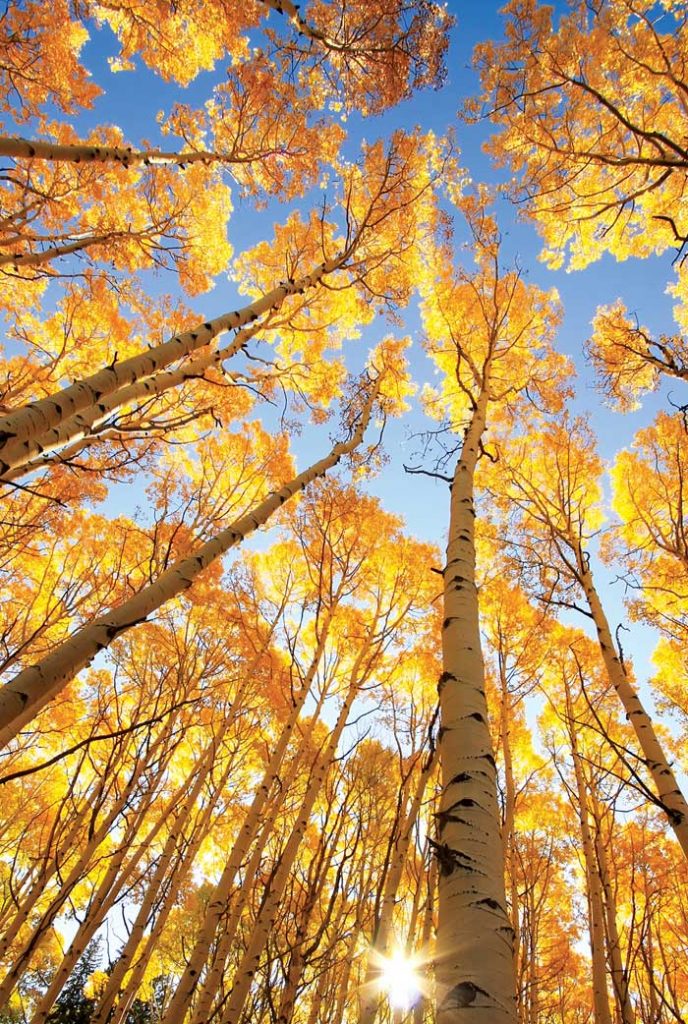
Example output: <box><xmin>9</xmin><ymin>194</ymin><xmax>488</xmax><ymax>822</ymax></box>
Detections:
<box><xmin>0</xmin><ymin>0</ymin><xmax>99</xmax><ymax>127</ymax></box>
<box><xmin>476</xmin><ymin>0</ymin><xmax>688</xmax><ymax>324</ymax></box>
<box><xmin>420</xmin><ymin>195</ymin><xmax>569</xmax><ymax>431</ymax></box>
<box><xmin>608</xmin><ymin>413</ymin><xmax>688</xmax><ymax>661</ymax></box>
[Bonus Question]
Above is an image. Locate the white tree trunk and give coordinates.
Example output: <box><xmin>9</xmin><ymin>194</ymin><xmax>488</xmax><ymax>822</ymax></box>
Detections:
<box><xmin>0</xmin><ymin>378</ymin><xmax>378</xmax><ymax>746</ymax></box>
<box><xmin>0</xmin><ymin>256</ymin><xmax>343</xmax><ymax>478</ymax></box>
<box><xmin>578</xmin><ymin>556</ymin><xmax>688</xmax><ymax>858</ymax></box>
<box><xmin>436</xmin><ymin>384</ymin><xmax>516</xmax><ymax>1024</ymax></box>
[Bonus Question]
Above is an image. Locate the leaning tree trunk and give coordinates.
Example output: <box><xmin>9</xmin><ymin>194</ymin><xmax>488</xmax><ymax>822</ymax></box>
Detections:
<box><xmin>180</xmin><ymin>647</ymin><xmax>335</xmax><ymax>1024</ymax></box>
<box><xmin>215</xmin><ymin>655</ymin><xmax>367</xmax><ymax>1024</ymax></box>
<box><xmin>0</xmin><ymin>136</ymin><xmax>242</xmax><ymax>168</ymax></box>
<box><xmin>575</xmin><ymin>551</ymin><xmax>688</xmax><ymax>859</ymax></box>
<box><xmin>0</xmin><ymin>378</ymin><xmax>379</xmax><ymax>746</ymax></box>
<box><xmin>0</xmin><ymin>715</ymin><xmax>178</xmax><ymax>1005</ymax></box>
<box><xmin>3</xmin><ymin>321</ymin><xmax>262</xmax><ymax>482</ymax></box>
<box><xmin>0</xmin><ymin>254</ymin><xmax>346</xmax><ymax>478</ymax></box>
<box><xmin>89</xmin><ymin>727</ymin><xmax>240</xmax><ymax>1024</ymax></box>
<box><xmin>590</xmin><ymin>794</ymin><xmax>636</xmax><ymax>1024</ymax></box>
<box><xmin>436</xmin><ymin>381</ymin><xmax>516</xmax><ymax>1024</ymax></box>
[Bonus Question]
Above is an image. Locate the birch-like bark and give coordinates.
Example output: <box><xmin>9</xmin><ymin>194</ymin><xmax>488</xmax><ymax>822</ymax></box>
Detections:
<box><xmin>498</xmin><ymin>658</ymin><xmax>523</xmax><ymax>1013</ymax></box>
<box><xmin>28</xmin><ymin>777</ymin><xmax>181</xmax><ymax>1024</ymax></box>
<box><xmin>0</xmin><ymin>136</ymin><xmax>242</xmax><ymax>168</ymax></box>
<box><xmin>92</xmin><ymin>639</ymin><xmax>274</xmax><ymax>1024</ymax></box>
<box><xmin>89</xmin><ymin>733</ymin><xmax>237</xmax><ymax>1024</ymax></box>
<box><xmin>0</xmin><ymin>723</ymin><xmax>177</xmax><ymax>1006</ymax></box>
<box><xmin>576</xmin><ymin>554</ymin><xmax>688</xmax><ymax>858</ymax></box>
<box><xmin>0</xmin><ymin>232</ymin><xmax>133</xmax><ymax>269</ymax></box>
<box><xmin>436</xmin><ymin>381</ymin><xmax>516</xmax><ymax>1023</ymax></box>
<box><xmin>359</xmin><ymin>750</ymin><xmax>436</xmax><ymax>1024</ymax></box>
<box><xmin>274</xmin><ymin>811</ymin><xmax>344</xmax><ymax>1024</ymax></box>
<box><xmin>165</xmin><ymin>613</ymin><xmax>337</xmax><ymax>1024</ymax></box>
<box><xmin>0</xmin><ymin>715</ymin><xmax>178</xmax><ymax>1002</ymax></box>
<box><xmin>259</xmin><ymin>0</ymin><xmax>352</xmax><ymax>51</ymax></box>
<box><xmin>2</xmin><ymin>322</ymin><xmax>261</xmax><ymax>482</ymax></box>
<box><xmin>216</xmin><ymin>661</ymin><xmax>365</xmax><ymax>1024</ymax></box>
<box><xmin>564</xmin><ymin>680</ymin><xmax>613</xmax><ymax>1024</ymax></box>
<box><xmin>0</xmin><ymin>376</ymin><xmax>378</xmax><ymax>746</ymax></box>
<box><xmin>0</xmin><ymin>795</ymin><xmax>92</xmax><ymax>942</ymax></box>
<box><xmin>0</xmin><ymin>255</ymin><xmax>344</xmax><ymax>477</ymax></box>
<box><xmin>590</xmin><ymin>795</ymin><xmax>636</xmax><ymax>1024</ymax></box>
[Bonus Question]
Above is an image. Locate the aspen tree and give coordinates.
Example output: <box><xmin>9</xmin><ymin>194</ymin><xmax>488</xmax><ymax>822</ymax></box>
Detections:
<box><xmin>215</xmin><ymin>654</ymin><xmax>371</xmax><ymax>1024</ymax></box>
<box><xmin>589</xmin><ymin>795</ymin><xmax>636</xmax><ymax>1024</ymax></box>
<box><xmin>587</xmin><ymin>303</ymin><xmax>688</xmax><ymax>412</ymax></box>
<box><xmin>0</xmin><ymin>373</ymin><xmax>382</xmax><ymax>744</ymax></box>
<box><xmin>420</xmin><ymin>193</ymin><xmax>567</xmax><ymax>1023</ymax></box>
<box><xmin>545</xmin><ymin>632</ymin><xmax>638</xmax><ymax>1024</ymax></box>
<box><xmin>81</xmin><ymin>0</ymin><xmax>449</xmax><ymax>111</ymax></box>
<box><xmin>479</xmin><ymin>575</ymin><xmax>550</xmax><ymax>1011</ymax></box>
<box><xmin>475</xmin><ymin>0</ymin><xmax>688</xmax><ymax>311</ymax></box>
<box><xmin>272</xmin><ymin>787</ymin><xmax>348</xmax><ymax>1024</ymax></box>
<box><xmin>88</xmin><ymin>715</ymin><xmax>250</xmax><ymax>1024</ymax></box>
<box><xmin>359</xmin><ymin>746</ymin><xmax>437</xmax><ymax>1024</ymax></box>
<box><xmin>175</xmin><ymin>635</ymin><xmax>338</xmax><ymax>1024</ymax></box>
<box><xmin>0</xmin><ymin>130</ymin><xmax>439</xmax><ymax>481</ymax></box>
<box><xmin>496</xmin><ymin>418</ymin><xmax>688</xmax><ymax>858</ymax></box>
<box><xmin>0</xmin><ymin>258</ymin><xmax>336</xmax><ymax>478</ymax></box>
<box><xmin>164</xmin><ymin>479</ymin><xmax>397</xmax><ymax>1023</ymax></box>
<box><xmin>0</xmin><ymin>703</ymin><xmax>185</xmax><ymax>1006</ymax></box>
<box><xmin>560</xmin><ymin>655</ymin><xmax>614</xmax><ymax>1024</ymax></box>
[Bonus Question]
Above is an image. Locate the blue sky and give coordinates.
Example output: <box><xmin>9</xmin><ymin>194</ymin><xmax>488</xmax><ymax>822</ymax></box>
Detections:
<box><xmin>32</xmin><ymin>2</ymin><xmax>687</xmax><ymax>685</ymax></box>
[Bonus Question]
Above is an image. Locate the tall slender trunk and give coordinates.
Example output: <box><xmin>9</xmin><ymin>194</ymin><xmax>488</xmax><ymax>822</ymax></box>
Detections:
<box><xmin>3</xmin><ymin>322</ymin><xmax>261</xmax><ymax>482</ymax></box>
<box><xmin>436</xmin><ymin>382</ymin><xmax>516</xmax><ymax>1023</ymax></box>
<box><xmin>216</xmin><ymin>651</ymin><xmax>370</xmax><ymax>1024</ymax></box>
<box><xmin>274</xmin><ymin>813</ymin><xmax>344</xmax><ymax>1024</ymax></box>
<box><xmin>29</xmin><ymin>777</ymin><xmax>183</xmax><ymax>1024</ymax></box>
<box><xmin>564</xmin><ymin>679</ymin><xmax>613</xmax><ymax>1024</ymax></box>
<box><xmin>0</xmin><ymin>378</ymin><xmax>378</xmax><ymax>746</ymax></box>
<box><xmin>359</xmin><ymin>750</ymin><xmax>436</xmax><ymax>1024</ymax></box>
<box><xmin>89</xmin><ymin>730</ymin><xmax>238</xmax><ymax>1024</ymax></box>
<box><xmin>0</xmin><ymin>718</ymin><xmax>178</xmax><ymax>1003</ymax></box>
<box><xmin>0</xmin><ymin>254</ymin><xmax>345</xmax><ymax>477</ymax></box>
<box><xmin>590</xmin><ymin>795</ymin><xmax>636</xmax><ymax>1024</ymax></box>
<box><xmin>0</xmin><ymin>136</ymin><xmax>239</xmax><ymax>168</ymax></box>
<box><xmin>165</xmin><ymin>615</ymin><xmax>337</xmax><ymax>1024</ymax></box>
<box><xmin>576</xmin><ymin>554</ymin><xmax>688</xmax><ymax>858</ymax></box>
<box><xmin>497</xmin><ymin>657</ymin><xmax>523</xmax><ymax>1017</ymax></box>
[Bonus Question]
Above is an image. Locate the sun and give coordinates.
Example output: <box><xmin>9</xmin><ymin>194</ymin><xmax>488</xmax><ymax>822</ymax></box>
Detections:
<box><xmin>378</xmin><ymin>950</ymin><xmax>422</xmax><ymax>1010</ymax></box>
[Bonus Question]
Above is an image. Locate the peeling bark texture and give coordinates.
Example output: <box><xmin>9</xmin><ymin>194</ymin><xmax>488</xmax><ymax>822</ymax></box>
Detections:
<box><xmin>0</xmin><ymin>379</ymin><xmax>379</xmax><ymax>747</ymax></box>
<box><xmin>0</xmin><ymin>255</ymin><xmax>342</xmax><ymax>478</ymax></box>
<box><xmin>436</xmin><ymin>385</ymin><xmax>516</xmax><ymax>1024</ymax></box>
<box><xmin>578</xmin><ymin>557</ymin><xmax>688</xmax><ymax>858</ymax></box>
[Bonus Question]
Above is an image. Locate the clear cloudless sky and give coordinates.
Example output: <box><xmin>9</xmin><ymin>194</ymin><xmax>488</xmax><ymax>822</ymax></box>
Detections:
<box><xmin>61</xmin><ymin>1</ymin><xmax>686</xmax><ymax>683</ymax></box>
